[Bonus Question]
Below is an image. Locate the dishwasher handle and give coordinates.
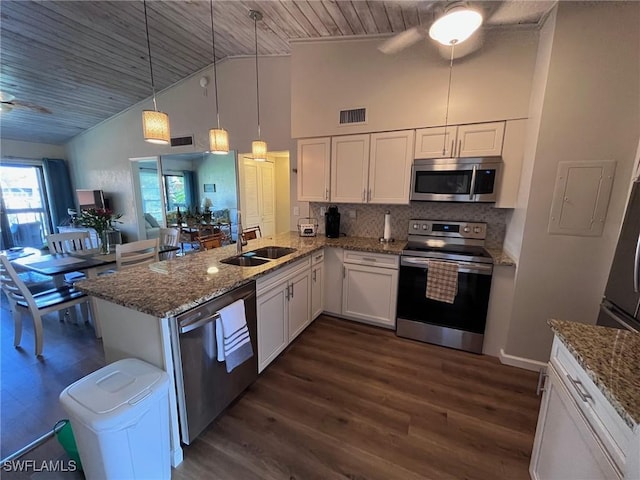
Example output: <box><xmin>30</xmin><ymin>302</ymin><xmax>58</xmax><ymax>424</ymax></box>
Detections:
<box><xmin>179</xmin><ymin>311</ymin><xmax>220</xmax><ymax>334</ymax></box>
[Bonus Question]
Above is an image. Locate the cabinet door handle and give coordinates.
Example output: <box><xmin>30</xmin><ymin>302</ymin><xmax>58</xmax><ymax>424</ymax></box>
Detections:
<box><xmin>368</xmin><ymin>188</ymin><xmax>372</xmax><ymax>202</ymax></box>
<box><xmin>362</xmin><ymin>257</ymin><xmax>377</xmax><ymax>263</ymax></box>
<box><xmin>450</xmin><ymin>139</ymin><xmax>455</xmax><ymax>157</ymax></box>
<box><xmin>567</xmin><ymin>375</ymin><xmax>592</xmax><ymax>402</ymax></box>
<box><xmin>536</xmin><ymin>369</ymin><xmax>547</xmax><ymax>396</ymax></box>
<box><xmin>362</xmin><ymin>189</ymin><xmax>366</xmax><ymax>201</ymax></box>
<box><xmin>312</xmin><ymin>270</ymin><xmax>316</xmax><ymax>282</ymax></box>
<box><xmin>315</xmin><ymin>254</ymin><xmax>323</xmax><ymax>261</ymax></box>
<box><xmin>285</xmin><ymin>285</ymin><xmax>290</xmax><ymax>301</ymax></box>
<box><xmin>343</xmin><ymin>266</ymin><xmax>346</xmax><ymax>278</ymax></box>
<box><xmin>290</xmin><ymin>282</ymin><xmax>294</xmax><ymax>299</ymax></box>
<box><xmin>458</xmin><ymin>139</ymin><xmax>462</xmax><ymax>157</ymax></box>
<box><xmin>325</xmin><ymin>188</ymin><xmax>329</xmax><ymax>200</ymax></box>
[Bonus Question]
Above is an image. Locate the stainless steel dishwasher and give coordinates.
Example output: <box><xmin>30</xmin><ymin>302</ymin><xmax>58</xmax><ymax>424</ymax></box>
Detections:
<box><xmin>170</xmin><ymin>281</ymin><xmax>258</xmax><ymax>444</ymax></box>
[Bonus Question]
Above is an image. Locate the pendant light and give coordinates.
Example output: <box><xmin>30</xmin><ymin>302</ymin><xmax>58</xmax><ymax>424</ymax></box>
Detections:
<box><xmin>429</xmin><ymin>2</ymin><xmax>483</xmax><ymax>47</ymax></box>
<box><xmin>141</xmin><ymin>0</ymin><xmax>170</xmax><ymax>144</ymax></box>
<box><xmin>208</xmin><ymin>0</ymin><xmax>229</xmax><ymax>154</ymax></box>
<box><xmin>249</xmin><ymin>10</ymin><xmax>267</xmax><ymax>162</ymax></box>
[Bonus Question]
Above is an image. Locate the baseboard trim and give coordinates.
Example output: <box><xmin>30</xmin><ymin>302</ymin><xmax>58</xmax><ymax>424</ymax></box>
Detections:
<box><xmin>499</xmin><ymin>348</ymin><xmax>547</xmax><ymax>371</ymax></box>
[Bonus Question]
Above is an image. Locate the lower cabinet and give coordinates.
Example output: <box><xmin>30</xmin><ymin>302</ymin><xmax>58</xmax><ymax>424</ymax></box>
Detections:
<box><xmin>530</xmin><ymin>337</ymin><xmax>637</xmax><ymax>479</ymax></box>
<box><xmin>530</xmin><ymin>365</ymin><xmax>621</xmax><ymax>480</ymax></box>
<box><xmin>310</xmin><ymin>250</ymin><xmax>324</xmax><ymax>320</ymax></box>
<box><xmin>341</xmin><ymin>250</ymin><xmax>399</xmax><ymax>328</ymax></box>
<box><xmin>256</xmin><ymin>256</ymin><xmax>311</xmax><ymax>373</ymax></box>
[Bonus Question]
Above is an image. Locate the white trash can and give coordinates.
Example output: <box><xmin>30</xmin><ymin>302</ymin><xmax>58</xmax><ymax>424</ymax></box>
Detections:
<box><xmin>59</xmin><ymin>358</ymin><xmax>171</xmax><ymax>480</ymax></box>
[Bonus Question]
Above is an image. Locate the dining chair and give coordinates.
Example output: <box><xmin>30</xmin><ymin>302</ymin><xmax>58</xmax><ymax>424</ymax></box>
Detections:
<box><xmin>159</xmin><ymin>228</ymin><xmax>179</xmax><ymax>259</ymax></box>
<box><xmin>197</xmin><ymin>233</ymin><xmax>224</xmax><ymax>250</ymax></box>
<box><xmin>47</xmin><ymin>231</ymin><xmax>92</xmax><ymax>254</ymax></box>
<box><xmin>116</xmin><ymin>238</ymin><xmax>159</xmax><ymax>270</ymax></box>
<box><xmin>242</xmin><ymin>225</ymin><xmax>261</xmax><ymax>241</ymax></box>
<box><xmin>0</xmin><ymin>255</ymin><xmax>89</xmax><ymax>356</ymax></box>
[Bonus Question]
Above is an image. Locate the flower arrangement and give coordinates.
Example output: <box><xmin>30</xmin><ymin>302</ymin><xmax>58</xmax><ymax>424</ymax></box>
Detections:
<box><xmin>78</xmin><ymin>208</ymin><xmax>123</xmax><ymax>252</ymax></box>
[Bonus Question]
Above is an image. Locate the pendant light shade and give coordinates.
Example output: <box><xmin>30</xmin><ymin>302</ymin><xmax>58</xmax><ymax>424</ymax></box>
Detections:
<box><xmin>429</xmin><ymin>3</ymin><xmax>483</xmax><ymax>46</ymax></box>
<box><xmin>252</xmin><ymin>140</ymin><xmax>267</xmax><ymax>162</ymax></box>
<box><xmin>208</xmin><ymin>0</ymin><xmax>229</xmax><ymax>154</ymax></box>
<box><xmin>250</xmin><ymin>10</ymin><xmax>267</xmax><ymax>162</ymax></box>
<box><xmin>141</xmin><ymin>0</ymin><xmax>170</xmax><ymax>144</ymax></box>
<box><xmin>142</xmin><ymin>110</ymin><xmax>170</xmax><ymax>144</ymax></box>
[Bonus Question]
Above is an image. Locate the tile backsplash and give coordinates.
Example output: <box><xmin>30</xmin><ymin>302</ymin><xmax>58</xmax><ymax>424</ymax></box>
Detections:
<box><xmin>309</xmin><ymin>202</ymin><xmax>509</xmax><ymax>250</ymax></box>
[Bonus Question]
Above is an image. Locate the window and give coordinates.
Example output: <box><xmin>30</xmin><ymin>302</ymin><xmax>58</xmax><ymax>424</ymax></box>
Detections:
<box><xmin>0</xmin><ymin>163</ymin><xmax>53</xmax><ymax>248</ymax></box>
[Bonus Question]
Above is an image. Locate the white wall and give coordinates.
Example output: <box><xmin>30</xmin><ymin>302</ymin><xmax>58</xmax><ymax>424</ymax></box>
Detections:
<box><xmin>1</xmin><ymin>139</ymin><xmax>66</xmax><ymax>160</ymax></box>
<box><xmin>504</xmin><ymin>2</ymin><xmax>640</xmax><ymax>363</ymax></box>
<box><xmin>291</xmin><ymin>29</ymin><xmax>539</xmax><ymax>138</ymax></box>
<box><xmin>66</xmin><ymin>56</ymin><xmax>296</xmax><ymax>241</ymax></box>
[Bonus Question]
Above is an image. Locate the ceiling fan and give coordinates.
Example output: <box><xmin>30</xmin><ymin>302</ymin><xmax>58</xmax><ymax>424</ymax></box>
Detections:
<box><xmin>0</xmin><ymin>91</ymin><xmax>52</xmax><ymax>114</ymax></box>
<box><xmin>378</xmin><ymin>1</ymin><xmax>484</xmax><ymax>56</ymax></box>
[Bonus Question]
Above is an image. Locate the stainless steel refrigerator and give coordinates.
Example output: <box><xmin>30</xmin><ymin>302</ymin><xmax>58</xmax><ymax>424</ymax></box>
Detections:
<box><xmin>597</xmin><ymin>179</ymin><xmax>640</xmax><ymax>332</ymax></box>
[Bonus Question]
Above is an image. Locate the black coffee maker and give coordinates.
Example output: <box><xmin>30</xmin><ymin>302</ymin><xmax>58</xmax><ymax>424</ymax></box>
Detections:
<box><xmin>325</xmin><ymin>206</ymin><xmax>340</xmax><ymax>238</ymax></box>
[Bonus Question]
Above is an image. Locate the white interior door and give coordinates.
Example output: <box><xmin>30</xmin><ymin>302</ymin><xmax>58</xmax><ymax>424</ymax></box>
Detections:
<box><xmin>241</xmin><ymin>158</ymin><xmax>261</xmax><ymax>230</ymax></box>
<box><xmin>240</xmin><ymin>157</ymin><xmax>276</xmax><ymax>238</ymax></box>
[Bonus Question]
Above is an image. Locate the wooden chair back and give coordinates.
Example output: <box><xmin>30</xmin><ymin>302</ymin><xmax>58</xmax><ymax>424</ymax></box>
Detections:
<box><xmin>115</xmin><ymin>238</ymin><xmax>160</xmax><ymax>270</ymax></box>
<box><xmin>0</xmin><ymin>255</ymin><xmax>87</xmax><ymax>356</ymax></box>
<box><xmin>47</xmin><ymin>231</ymin><xmax>92</xmax><ymax>253</ymax></box>
<box><xmin>198</xmin><ymin>233</ymin><xmax>224</xmax><ymax>250</ymax></box>
<box><xmin>159</xmin><ymin>228</ymin><xmax>179</xmax><ymax>259</ymax></box>
<box><xmin>242</xmin><ymin>225</ymin><xmax>261</xmax><ymax>241</ymax></box>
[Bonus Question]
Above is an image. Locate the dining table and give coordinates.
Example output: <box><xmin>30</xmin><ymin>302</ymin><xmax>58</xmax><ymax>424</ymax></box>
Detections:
<box><xmin>8</xmin><ymin>244</ymin><xmax>180</xmax><ymax>337</ymax></box>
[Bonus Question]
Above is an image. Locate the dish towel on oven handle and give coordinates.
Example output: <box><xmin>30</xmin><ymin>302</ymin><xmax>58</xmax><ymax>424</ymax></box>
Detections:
<box><xmin>425</xmin><ymin>260</ymin><xmax>459</xmax><ymax>304</ymax></box>
<box><xmin>215</xmin><ymin>299</ymin><xmax>254</xmax><ymax>373</ymax></box>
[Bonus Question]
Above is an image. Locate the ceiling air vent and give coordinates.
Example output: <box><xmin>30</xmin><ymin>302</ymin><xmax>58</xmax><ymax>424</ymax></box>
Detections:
<box><xmin>170</xmin><ymin>135</ymin><xmax>194</xmax><ymax>147</ymax></box>
<box><xmin>339</xmin><ymin>107</ymin><xmax>367</xmax><ymax>126</ymax></box>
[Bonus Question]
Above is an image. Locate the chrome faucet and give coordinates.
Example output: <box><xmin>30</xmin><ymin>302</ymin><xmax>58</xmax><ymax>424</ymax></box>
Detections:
<box><xmin>236</xmin><ymin>211</ymin><xmax>247</xmax><ymax>254</ymax></box>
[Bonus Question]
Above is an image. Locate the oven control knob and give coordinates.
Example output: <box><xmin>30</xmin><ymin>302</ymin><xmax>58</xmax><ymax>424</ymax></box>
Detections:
<box><xmin>473</xmin><ymin>226</ymin><xmax>482</xmax><ymax>234</ymax></box>
<box><xmin>463</xmin><ymin>226</ymin><xmax>471</xmax><ymax>233</ymax></box>
<box><xmin>412</xmin><ymin>223</ymin><xmax>419</xmax><ymax>230</ymax></box>
<box><xmin>422</xmin><ymin>225</ymin><xmax>429</xmax><ymax>230</ymax></box>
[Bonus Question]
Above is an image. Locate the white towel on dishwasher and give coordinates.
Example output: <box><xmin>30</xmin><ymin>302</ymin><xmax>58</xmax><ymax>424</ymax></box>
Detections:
<box><xmin>215</xmin><ymin>299</ymin><xmax>254</xmax><ymax>373</ymax></box>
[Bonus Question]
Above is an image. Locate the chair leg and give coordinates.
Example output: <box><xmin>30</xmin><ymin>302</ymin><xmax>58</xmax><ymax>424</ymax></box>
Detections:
<box><xmin>32</xmin><ymin>311</ymin><xmax>44</xmax><ymax>357</ymax></box>
<box><xmin>80</xmin><ymin>302</ymin><xmax>91</xmax><ymax>325</ymax></box>
<box><xmin>12</xmin><ymin>308</ymin><xmax>23</xmax><ymax>347</ymax></box>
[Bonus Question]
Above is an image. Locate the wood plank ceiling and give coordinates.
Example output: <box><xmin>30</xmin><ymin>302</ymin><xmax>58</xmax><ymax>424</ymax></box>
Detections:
<box><xmin>0</xmin><ymin>1</ymin><xmax>554</xmax><ymax>145</ymax></box>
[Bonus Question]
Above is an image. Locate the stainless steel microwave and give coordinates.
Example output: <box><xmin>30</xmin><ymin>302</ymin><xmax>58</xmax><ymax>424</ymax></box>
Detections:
<box><xmin>410</xmin><ymin>157</ymin><xmax>502</xmax><ymax>202</ymax></box>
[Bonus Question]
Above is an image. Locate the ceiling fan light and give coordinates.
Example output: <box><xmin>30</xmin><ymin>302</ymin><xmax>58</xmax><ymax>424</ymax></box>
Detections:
<box><xmin>142</xmin><ymin>110</ymin><xmax>170</xmax><ymax>144</ymax></box>
<box><xmin>209</xmin><ymin>128</ymin><xmax>229</xmax><ymax>154</ymax></box>
<box><xmin>429</xmin><ymin>7</ymin><xmax>482</xmax><ymax>46</ymax></box>
<box><xmin>252</xmin><ymin>140</ymin><xmax>267</xmax><ymax>161</ymax></box>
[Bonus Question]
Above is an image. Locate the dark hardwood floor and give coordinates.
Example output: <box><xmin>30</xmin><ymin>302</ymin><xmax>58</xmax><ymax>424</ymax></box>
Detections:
<box><xmin>0</xmin><ymin>293</ymin><xmax>104</xmax><ymax>479</ymax></box>
<box><xmin>1</xmin><ymin>299</ymin><xmax>541</xmax><ymax>480</ymax></box>
<box><xmin>174</xmin><ymin>316</ymin><xmax>541</xmax><ymax>480</ymax></box>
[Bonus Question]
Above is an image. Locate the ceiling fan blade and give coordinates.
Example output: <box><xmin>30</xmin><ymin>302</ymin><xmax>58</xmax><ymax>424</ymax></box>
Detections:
<box><xmin>378</xmin><ymin>27</ymin><xmax>425</xmax><ymax>55</ymax></box>
<box><xmin>4</xmin><ymin>100</ymin><xmax>52</xmax><ymax>114</ymax></box>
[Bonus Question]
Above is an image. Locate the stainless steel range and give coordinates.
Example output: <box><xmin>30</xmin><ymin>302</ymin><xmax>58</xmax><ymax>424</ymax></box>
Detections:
<box><xmin>396</xmin><ymin>219</ymin><xmax>494</xmax><ymax>354</ymax></box>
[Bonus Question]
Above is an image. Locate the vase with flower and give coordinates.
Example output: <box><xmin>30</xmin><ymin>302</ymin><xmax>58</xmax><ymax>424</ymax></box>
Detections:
<box><xmin>78</xmin><ymin>208</ymin><xmax>123</xmax><ymax>254</ymax></box>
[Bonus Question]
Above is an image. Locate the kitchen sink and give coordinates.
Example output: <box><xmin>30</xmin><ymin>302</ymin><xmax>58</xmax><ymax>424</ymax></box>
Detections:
<box><xmin>247</xmin><ymin>246</ymin><xmax>297</xmax><ymax>259</ymax></box>
<box><xmin>220</xmin><ymin>256</ymin><xmax>271</xmax><ymax>267</ymax></box>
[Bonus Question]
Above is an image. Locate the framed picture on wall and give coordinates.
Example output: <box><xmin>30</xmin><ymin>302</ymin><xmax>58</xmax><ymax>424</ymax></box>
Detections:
<box><xmin>204</xmin><ymin>183</ymin><xmax>216</xmax><ymax>193</ymax></box>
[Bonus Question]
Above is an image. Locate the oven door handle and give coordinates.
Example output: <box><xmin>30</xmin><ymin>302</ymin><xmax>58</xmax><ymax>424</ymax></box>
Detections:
<box><xmin>401</xmin><ymin>257</ymin><xmax>493</xmax><ymax>275</ymax></box>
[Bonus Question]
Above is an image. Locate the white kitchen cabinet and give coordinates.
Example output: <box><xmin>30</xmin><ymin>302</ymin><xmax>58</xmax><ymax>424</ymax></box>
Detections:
<box><xmin>341</xmin><ymin>251</ymin><xmax>399</xmax><ymax>328</ymax></box>
<box><xmin>323</xmin><ymin>247</ymin><xmax>343</xmax><ymax>316</ymax></box>
<box><xmin>330</xmin><ymin>134</ymin><xmax>370</xmax><ymax>203</ymax></box>
<box><xmin>310</xmin><ymin>250</ymin><xmax>324</xmax><ymax>320</ymax></box>
<box><xmin>414</xmin><ymin>121</ymin><xmax>505</xmax><ymax>159</ymax></box>
<box><xmin>297</xmin><ymin>137</ymin><xmax>331</xmax><ymax>201</ymax></box>
<box><xmin>256</xmin><ymin>257</ymin><xmax>311</xmax><ymax>372</ymax></box>
<box><xmin>368</xmin><ymin>130</ymin><xmax>414</xmax><ymax>204</ymax></box>
<box><xmin>530</xmin><ymin>337</ymin><xmax>637</xmax><ymax>479</ymax></box>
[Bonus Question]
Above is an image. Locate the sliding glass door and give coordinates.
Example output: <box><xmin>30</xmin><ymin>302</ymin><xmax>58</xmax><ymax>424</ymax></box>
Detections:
<box><xmin>0</xmin><ymin>163</ymin><xmax>53</xmax><ymax>249</ymax></box>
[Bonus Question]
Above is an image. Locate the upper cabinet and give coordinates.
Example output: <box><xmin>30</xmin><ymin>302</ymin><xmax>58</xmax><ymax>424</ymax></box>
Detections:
<box><xmin>297</xmin><ymin>130</ymin><xmax>414</xmax><ymax>204</ymax></box>
<box><xmin>414</xmin><ymin>121</ymin><xmax>505</xmax><ymax>159</ymax></box>
<box><xmin>297</xmin><ymin>138</ymin><xmax>331</xmax><ymax>202</ymax></box>
<box><xmin>368</xmin><ymin>130</ymin><xmax>415</xmax><ymax>204</ymax></box>
<box><xmin>331</xmin><ymin>134</ymin><xmax>370</xmax><ymax>203</ymax></box>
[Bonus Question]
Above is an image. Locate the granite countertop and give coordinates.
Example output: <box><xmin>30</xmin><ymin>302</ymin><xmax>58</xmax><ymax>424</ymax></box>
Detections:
<box><xmin>548</xmin><ymin>319</ymin><xmax>639</xmax><ymax>430</ymax></box>
<box><xmin>76</xmin><ymin>231</ymin><xmax>511</xmax><ymax>318</ymax></box>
